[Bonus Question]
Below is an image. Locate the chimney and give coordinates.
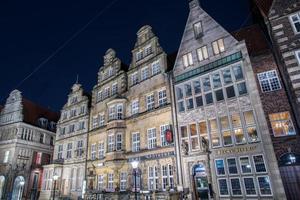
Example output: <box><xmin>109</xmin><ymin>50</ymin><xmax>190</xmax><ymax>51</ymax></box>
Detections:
<box><xmin>188</xmin><ymin>0</ymin><xmax>200</xmax><ymax>9</ymax></box>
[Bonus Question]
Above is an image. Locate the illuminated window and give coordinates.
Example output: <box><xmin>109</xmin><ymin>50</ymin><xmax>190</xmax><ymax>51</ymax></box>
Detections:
<box><xmin>193</xmin><ymin>21</ymin><xmax>203</xmax><ymax>39</ymax></box>
<box><xmin>212</xmin><ymin>39</ymin><xmax>225</xmax><ymax>55</ymax></box>
<box><xmin>197</xmin><ymin>46</ymin><xmax>208</xmax><ymax>61</ymax></box>
<box><xmin>269</xmin><ymin>112</ymin><xmax>296</xmax><ymax>137</ymax></box>
<box><xmin>209</xmin><ymin>119</ymin><xmax>220</xmax><ymax>147</ymax></box>
<box><xmin>183</xmin><ymin>53</ymin><xmax>193</xmax><ymax>67</ymax></box>
<box><xmin>4</xmin><ymin>151</ymin><xmax>9</xmax><ymax>163</ymax></box>
<box><xmin>257</xmin><ymin>176</ymin><xmax>272</xmax><ymax>196</ymax></box>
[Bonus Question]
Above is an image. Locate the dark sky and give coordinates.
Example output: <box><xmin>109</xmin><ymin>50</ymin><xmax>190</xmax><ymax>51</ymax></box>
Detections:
<box><xmin>0</xmin><ymin>0</ymin><xmax>252</xmax><ymax>111</ymax></box>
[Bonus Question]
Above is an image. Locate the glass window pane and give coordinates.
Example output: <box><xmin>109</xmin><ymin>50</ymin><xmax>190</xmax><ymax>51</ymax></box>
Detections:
<box><xmin>222</xmin><ymin>69</ymin><xmax>232</xmax><ymax>84</ymax></box>
<box><xmin>193</xmin><ymin>80</ymin><xmax>201</xmax><ymax>94</ymax></box>
<box><xmin>231</xmin><ymin>114</ymin><xmax>242</xmax><ymax>128</ymax></box>
<box><xmin>237</xmin><ymin>82</ymin><xmax>247</xmax><ymax>95</ymax></box>
<box><xmin>215</xmin><ymin>89</ymin><xmax>224</xmax><ymax>101</ymax></box>
<box><xmin>215</xmin><ymin>160</ymin><xmax>225</xmax><ymax>175</ymax></box>
<box><xmin>191</xmin><ymin>138</ymin><xmax>200</xmax><ymax>150</ymax></box>
<box><xmin>244</xmin><ymin>111</ymin><xmax>255</xmax><ymax>125</ymax></box>
<box><xmin>220</xmin><ymin>116</ymin><xmax>230</xmax><ymax>130</ymax></box>
<box><xmin>258</xmin><ymin>176</ymin><xmax>272</xmax><ymax>195</ymax></box>
<box><xmin>205</xmin><ymin>93</ymin><xmax>213</xmax><ymax>104</ymax></box>
<box><xmin>181</xmin><ymin>126</ymin><xmax>188</xmax><ymax>138</ymax></box>
<box><xmin>176</xmin><ymin>87</ymin><xmax>183</xmax><ymax>100</ymax></box>
<box><xmin>223</xmin><ymin>131</ymin><xmax>232</xmax><ymax>146</ymax></box>
<box><xmin>199</xmin><ymin>122</ymin><xmax>207</xmax><ymax>135</ymax></box>
<box><xmin>240</xmin><ymin>157</ymin><xmax>252</xmax><ymax>174</ymax></box>
<box><xmin>178</xmin><ymin>101</ymin><xmax>185</xmax><ymax>112</ymax></box>
<box><xmin>185</xmin><ymin>83</ymin><xmax>192</xmax><ymax>96</ymax></box>
<box><xmin>226</xmin><ymin>86</ymin><xmax>235</xmax><ymax>98</ymax></box>
<box><xmin>253</xmin><ymin>155</ymin><xmax>267</xmax><ymax>173</ymax></box>
<box><xmin>218</xmin><ymin>179</ymin><xmax>229</xmax><ymax>196</ymax></box>
<box><xmin>211</xmin><ymin>132</ymin><xmax>221</xmax><ymax>147</ymax></box>
<box><xmin>212</xmin><ymin>73</ymin><xmax>222</xmax><ymax>88</ymax></box>
<box><xmin>247</xmin><ymin>127</ymin><xmax>259</xmax><ymax>142</ymax></box>
<box><xmin>230</xmin><ymin>178</ymin><xmax>242</xmax><ymax>196</ymax></box>
<box><xmin>234</xmin><ymin>128</ymin><xmax>245</xmax><ymax>144</ymax></box>
<box><xmin>195</xmin><ymin>96</ymin><xmax>203</xmax><ymax>107</ymax></box>
<box><xmin>227</xmin><ymin>158</ymin><xmax>238</xmax><ymax>174</ymax></box>
<box><xmin>202</xmin><ymin>77</ymin><xmax>211</xmax><ymax>92</ymax></box>
<box><xmin>233</xmin><ymin>65</ymin><xmax>244</xmax><ymax>80</ymax></box>
<box><xmin>190</xmin><ymin>124</ymin><xmax>197</xmax><ymax>136</ymax></box>
<box><xmin>210</xmin><ymin>119</ymin><xmax>218</xmax><ymax>132</ymax></box>
<box><xmin>244</xmin><ymin>177</ymin><xmax>256</xmax><ymax>195</ymax></box>
<box><xmin>186</xmin><ymin>98</ymin><xmax>194</xmax><ymax>110</ymax></box>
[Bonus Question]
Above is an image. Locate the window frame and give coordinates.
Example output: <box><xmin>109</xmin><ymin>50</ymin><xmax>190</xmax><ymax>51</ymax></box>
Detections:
<box><xmin>257</xmin><ymin>70</ymin><xmax>282</xmax><ymax>93</ymax></box>
<box><xmin>256</xmin><ymin>175</ymin><xmax>273</xmax><ymax>196</ymax></box>
<box><xmin>147</xmin><ymin>128</ymin><xmax>157</xmax><ymax>149</ymax></box>
<box><xmin>183</xmin><ymin>52</ymin><xmax>193</xmax><ymax>67</ymax></box>
<box><xmin>158</xmin><ymin>89</ymin><xmax>167</xmax><ymax>107</ymax></box>
<box><xmin>146</xmin><ymin>94</ymin><xmax>155</xmax><ymax>110</ymax></box>
<box><xmin>239</xmin><ymin>156</ymin><xmax>252</xmax><ymax>174</ymax></box>
<box><xmin>289</xmin><ymin>13</ymin><xmax>300</xmax><ymax>34</ymax></box>
<box><xmin>229</xmin><ymin>177</ymin><xmax>243</xmax><ymax>197</ymax></box>
<box><xmin>215</xmin><ymin>159</ymin><xmax>226</xmax><ymax>176</ymax></box>
<box><xmin>132</xmin><ymin>132</ymin><xmax>140</xmax><ymax>152</ymax></box>
<box><xmin>217</xmin><ymin>178</ymin><xmax>229</xmax><ymax>197</ymax></box>
<box><xmin>243</xmin><ymin>176</ymin><xmax>257</xmax><ymax>197</ymax></box>
<box><xmin>253</xmin><ymin>154</ymin><xmax>267</xmax><ymax>173</ymax></box>
<box><xmin>269</xmin><ymin>111</ymin><xmax>296</xmax><ymax>137</ymax></box>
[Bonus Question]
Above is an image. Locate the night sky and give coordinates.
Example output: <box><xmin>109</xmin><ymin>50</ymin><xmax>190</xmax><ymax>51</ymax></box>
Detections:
<box><xmin>0</xmin><ymin>0</ymin><xmax>252</xmax><ymax>111</ymax></box>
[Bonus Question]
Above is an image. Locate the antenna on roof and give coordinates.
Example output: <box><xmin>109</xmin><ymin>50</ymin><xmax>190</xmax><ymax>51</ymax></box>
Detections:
<box><xmin>76</xmin><ymin>74</ymin><xmax>79</xmax><ymax>84</ymax></box>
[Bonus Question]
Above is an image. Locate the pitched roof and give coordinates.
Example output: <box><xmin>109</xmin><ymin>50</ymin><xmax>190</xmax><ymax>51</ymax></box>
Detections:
<box><xmin>232</xmin><ymin>24</ymin><xmax>270</xmax><ymax>56</ymax></box>
<box><xmin>22</xmin><ymin>98</ymin><xmax>59</xmax><ymax>127</ymax></box>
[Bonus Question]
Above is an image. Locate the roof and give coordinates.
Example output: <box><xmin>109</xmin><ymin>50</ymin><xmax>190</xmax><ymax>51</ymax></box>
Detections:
<box><xmin>22</xmin><ymin>98</ymin><xmax>59</xmax><ymax>127</ymax></box>
<box><xmin>252</xmin><ymin>0</ymin><xmax>273</xmax><ymax>18</ymax></box>
<box><xmin>232</xmin><ymin>24</ymin><xmax>270</xmax><ymax>56</ymax></box>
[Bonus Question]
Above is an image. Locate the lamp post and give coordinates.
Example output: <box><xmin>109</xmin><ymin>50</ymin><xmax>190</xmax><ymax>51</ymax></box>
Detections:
<box><xmin>52</xmin><ymin>174</ymin><xmax>59</xmax><ymax>200</ymax></box>
<box><xmin>131</xmin><ymin>161</ymin><xmax>139</xmax><ymax>200</ymax></box>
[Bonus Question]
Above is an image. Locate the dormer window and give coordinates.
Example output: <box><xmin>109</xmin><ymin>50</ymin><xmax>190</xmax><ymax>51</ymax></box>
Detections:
<box><xmin>183</xmin><ymin>53</ymin><xmax>193</xmax><ymax>67</ymax></box>
<box><xmin>193</xmin><ymin>21</ymin><xmax>203</xmax><ymax>39</ymax></box>
<box><xmin>212</xmin><ymin>39</ymin><xmax>225</xmax><ymax>55</ymax></box>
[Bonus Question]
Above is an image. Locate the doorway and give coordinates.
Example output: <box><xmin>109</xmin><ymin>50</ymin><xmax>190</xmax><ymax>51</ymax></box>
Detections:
<box><xmin>12</xmin><ymin>176</ymin><xmax>25</xmax><ymax>200</ymax></box>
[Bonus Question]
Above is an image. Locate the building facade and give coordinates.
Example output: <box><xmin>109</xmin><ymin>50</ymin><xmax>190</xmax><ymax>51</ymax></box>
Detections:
<box><xmin>0</xmin><ymin>90</ymin><xmax>58</xmax><ymax>200</ymax></box>
<box><xmin>86</xmin><ymin>26</ymin><xmax>178</xmax><ymax>200</ymax></box>
<box><xmin>39</xmin><ymin>84</ymin><xmax>90</xmax><ymax>200</ymax></box>
<box><xmin>172</xmin><ymin>1</ymin><xmax>286</xmax><ymax>199</ymax></box>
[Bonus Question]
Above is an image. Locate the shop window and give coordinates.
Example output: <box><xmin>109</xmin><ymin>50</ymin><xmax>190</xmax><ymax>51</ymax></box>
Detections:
<box><xmin>269</xmin><ymin>112</ymin><xmax>296</xmax><ymax>137</ymax></box>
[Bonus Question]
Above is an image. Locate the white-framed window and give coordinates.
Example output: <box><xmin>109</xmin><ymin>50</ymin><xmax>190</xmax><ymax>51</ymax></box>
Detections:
<box><xmin>99</xmin><ymin>114</ymin><xmax>105</xmax><ymax>127</ymax></box>
<box><xmin>269</xmin><ymin>112</ymin><xmax>296</xmax><ymax>137</ymax></box>
<box><xmin>97</xmin><ymin>90</ymin><xmax>102</xmax><ymax>102</ymax></box>
<box><xmin>77</xmin><ymin>140</ymin><xmax>84</xmax><ymax>157</ymax></box>
<box><xmin>78</xmin><ymin>121</ymin><xmax>85</xmax><ymax>130</ymax></box>
<box><xmin>104</xmin><ymin>87</ymin><xmax>110</xmax><ymax>98</ymax></box>
<box><xmin>243</xmin><ymin>177</ymin><xmax>257</xmax><ymax>196</ymax></box>
<box><xmin>116</xmin><ymin>133</ymin><xmax>123</xmax><ymax>151</ymax></box>
<box><xmin>141</xmin><ymin>66</ymin><xmax>149</xmax><ymax>81</ymax></box>
<box><xmin>58</xmin><ymin>145</ymin><xmax>63</xmax><ymax>159</ymax></box>
<box><xmin>227</xmin><ymin>158</ymin><xmax>238</xmax><ymax>175</ymax></box>
<box><xmin>117</xmin><ymin>104</ymin><xmax>123</xmax><ymax>120</ymax></box>
<box><xmin>120</xmin><ymin>172</ymin><xmax>127</xmax><ymax>191</ymax></box>
<box><xmin>108</xmin><ymin>134</ymin><xmax>115</xmax><ymax>152</ymax></box>
<box><xmin>111</xmin><ymin>83</ymin><xmax>118</xmax><ymax>95</ymax></box>
<box><xmin>108</xmin><ymin>173</ymin><xmax>114</xmax><ymax>191</ymax></box>
<box><xmin>257</xmin><ymin>176</ymin><xmax>272</xmax><ymax>196</ymax></box>
<box><xmin>240</xmin><ymin>156</ymin><xmax>252</xmax><ymax>174</ymax></box>
<box><xmin>98</xmin><ymin>142</ymin><xmax>105</xmax><ymax>159</ymax></box>
<box><xmin>91</xmin><ymin>144</ymin><xmax>96</xmax><ymax>160</ymax></box>
<box><xmin>230</xmin><ymin>178</ymin><xmax>242</xmax><ymax>196</ymax></box>
<box><xmin>148</xmin><ymin>166</ymin><xmax>159</xmax><ymax>190</ymax></box>
<box><xmin>108</xmin><ymin>106</ymin><xmax>116</xmax><ymax>121</ymax></box>
<box><xmin>218</xmin><ymin>178</ymin><xmax>229</xmax><ymax>196</ymax></box>
<box><xmin>197</xmin><ymin>46</ymin><xmax>209</xmax><ymax>61</ymax></box>
<box><xmin>136</xmin><ymin>50</ymin><xmax>143</xmax><ymax>61</ymax></box>
<box><xmin>183</xmin><ymin>52</ymin><xmax>193</xmax><ymax>67</ymax></box>
<box><xmin>92</xmin><ymin>116</ymin><xmax>98</xmax><ymax>129</ymax></box>
<box><xmin>98</xmin><ymin>175</ymin><xmax>104</xmax><ymax>191</ymax></box>
<box><xmin>220</xmin><ymin>116</ymin><xmax>233</xmax><ymax>146</ymax></box>
<box><xmin>131</xmin><ymin>72</ymin><xmax>139</xmax><ymax>86</ymax></box>
<box><xmin>193</xmin><ymin>21</ymin><xmax>203</xmax><ymax>39</ymax></box>
<box><xmin>69</xmin><ymin>124</ymin><xmax>75</xmax><ymax>133</ymax></box>
<box><xmin>146</xmin><ymin>94</ymin><xmax>155</xmax><ymax>110</ymax></box>
<box><xmin>132</xmin><ymin>132</ymin><xmax>140</xmax><ymax>152</ymax></box>
<box><xmin>290</xmin><ymin>13</ymin><xmax>300</xmax><ymax>34</ymax></box>
<box><xmin>161</xmin><ymin>164</ymin><xmax>174</xmax><ymax>190</ymax></box>
<box><xmin>231</xmin><ymin>113</ymin><xmax>246</xmax><ymax>144</ymax></box>
<box><xmin>147</xmin><ymin>128</ymin><xmax>157</xmax><ymax>149</ymax></box>
<box><xmin>212</xmin><ymin>38</ymin><xmax>225</xmax><ymax>55</ymax></box>
<box><xmin>4</xmin><ymin>151</ymin><xmax>10</xmax><ymax>163</ymax></box>
<box><xmin>257</xmin><ymin>70</ymin><xmax>281</xmax><ymax>92</ymax></box>
<box><xmin>152</xmin><ymin>61</ymin><xmax>161</xmax><ymax>75</ymax></box>
<box><xmin>145</xmin><ymin>45</ymin><xmax>152</xmax><ymax>56</ymax></box>
<box><xmin>215</xmin><ymin>159</ymin><xmax>225</xmax><ymax>175</ymax></box>
<box><xmin>253</xmin><ymin>155</ymin><xmax>267</xmax><ymax>173</ymax></box>
<box><xmin>158</xmin><ymin>89</ymin><xmax>167</xmax><ymax>107</ymax></box>
<box><xmin>160</xmin><ymin>124</ymin><xmax>170</xmax><ymax>146</ymax></box>
<box><xmin>70</xmin><ymin>109</ymin><xmax>76</xmax><ymax>117</ymax></box>
<box><xmin>295</xmin><ymin>50</ymin><xmax>300</xmax><ymax>64</ymax></box>
<box><xmin>131</xmin><ymin>100</ymin><xmax>139</xmax><ymax>115</ymax></box>
<box><xmin>67</xmin><ymin>143</ymin><xmax>72</xmax><ymax>159</ymax></box>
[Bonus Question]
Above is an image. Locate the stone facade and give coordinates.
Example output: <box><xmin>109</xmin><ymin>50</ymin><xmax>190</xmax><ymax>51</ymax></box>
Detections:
<box><xmin>39</xmin><ymin>84</ymin><xmax>90</xmax><ymax>200</ymax></box>
<box><xmin>172</xmin><ymin>1</ymin><xmax>286</xmax><ymax>199</ymax></box>
<box><xmin>0</xmin><ymin>90</ymin><xmax>58</xmax><ymax>200</ymax></box>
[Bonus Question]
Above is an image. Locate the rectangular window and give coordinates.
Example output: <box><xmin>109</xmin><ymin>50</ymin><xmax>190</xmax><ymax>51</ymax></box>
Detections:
<box><xmin>98</xmin><ymin>175</ymin><xmax>104</xmax><ymax>191</ymax></box>
<box><xmin>136</xmin><ymin>50</ymin><xmax>143</xmax><ymax>61</ymax></box>
<box><xmin>212</xmin><ymin>39</ymin><xmax>225</xmax><ymax>55</ymax></box>
<box><xmin>243</xmin><ymin>177</ymin><xmax>257</xmax><ymax>196</ymax></box>
<box><xmin>158</xmin><ymin>89</ymin><xmax>167</xmax><ymax>106</ymax></box>
<box><xmin>108</xmin><ymin>134</ymin><xmax>115</xmax><ymax>152</ymax></box>
<box><xmin>99</xmin><ymin>114</ymin><xmax>105</xmax><ymax>127</ymax></box>
<box><xmin>145</xmin><ymin>45</ymin><xmax>152</xmax><ymax>56</ymax></box>
<box><xmin>253</xmin><ymin>155</ymin><xmax>267</xmax><ymax>173</ymax></box>
<box><xmin>78</xmin><ymin>121</ymin><xmax>85</xmax><ymax>130</ymax></box>
<box><xmin>231</xmin><ymin>113</ymin><xmax>245</xmax><ymax>144</ymax></box>
<box><xmin>131</xmin><ymin>100</ymin><xmax>139</xmax><ymax>115</ymax></box>
<box><xmin>161</xmin><ymin>165</ymin><xmax>174</xmax><ymax>190</ymax></box>
<box><xmin>244</xmin><ymin>111</ymin><xmax>259</xmax><ymax>142</ymax></box>
<box><xmin>230</xmin><ymin>178</ymin><xmax>242</xmax><ymax>196</ymax></box>
<box><xmin>190</xmin><ymin>124</ymin><xmax>199</xmax><ymax>150</ymax></box>
<box><xmin>178</xmin><ymin>101</ymin><xmax>185</xmax><ymax>112</ymax></box>
<box><xmin>77</xmin><ymin>140</ymin><xmax>84</xmax><ymax>157</ymax></box>
<box><xmin>67</xmin><ymin>143</ymin><xmax>72</xmax><ymax>159</ymax></box>
<box><xmin>92</xmin><ymin>116</ymin><xmax>98</xmax><ymax>129</ymax></box>
<box><xmin>233</xmin><ymin>65</ymin><xmax>244</xmax><ymax>80</ymax></box>
<box><xmin>111</xmin><ymin>83</ymin><xmax>118</xmax><ymax>95</ymax></box>
<box><xmin>132</xmin><ymin>132</ymin><xmax>140</xmax><ymax>152</ymax></box>
<box><xmin>205</xmin><ymin>93</ymin><xmax>213</xmax><ymax>104</ymax></box>
<box><xmin>199</xmin><ymin>121</ymin><xmax>209</xmax><ymax>145</ymax></box>
<box><xmin>148</xmin><ymin>128</ymin><xmax>157</xmax><ymax>149</ymax></box>
<box><xmin>215</xmin><ymin>159</ymin><xmax>225</xmax><ymax>175</ymax></box>
<box><xmin>197</xmin><ymin>46</ymin><xmax>208</xmax><ymax>61</ymax></box>
<box><xmin>108</xmin><ymin>173</ymin><xmax>114</xmax><ymax>191</ymax></box>
<box><xmin>183</xmin><ymin>53</ymin><xmax>193</xmax><ymax>67</ymax></box>
<box><xmin>290</xmin><ymin>13</ymin><xmax>300</xmax><ymax>33</ymax></box>
<box><xmin>269</xmin><ymin>112</ymin><xmax>296</xmax><ymax>137</ymax></box>
<box><xmin>91</xmin><ymin>144</ymin><xmax>96</xmax><ymax>160</ymax></box>
<box><xmin>257</xmin><ymin>176</ymin><xmax>272</xmax><ymax>196</ymax></box>
<box><xmin>120</xmin><ymin>172</ymin><xmax>127</xmax><ymax>191</ymax></box>
<box><xmin>160</xmin><ymin>124</ymin><xmax>170</xmax><ymax>146</ymax></box>
<box><xmin>176</xmin><ymin>87</ymin><xmax>184</xmax><ymax>100</ymax></box>
<box><xmin>146</xmin><ymin>94</ymin><xmax>155</xmax><ymax>110</ymax></box>
<box><xmin>58</xmin><ymin>145</ymin><xmax>63</xmax><ymax>159</ymax></box>
<box><xmin>69</xmin><ymin>124</ymin><xmax>75</xmax><ymax>133</ymax></box>
<box><xmin>193</xmin><ymin>21</ymin><xmax>203</xmax><ymax>39</ymax></box>
<box><xmin>226</xmin><ymin>85</ymin><xmax>235</xmax><ymax>98</ymax></box>
<box><xmin>218</xmin><ymin>179</ymin><xmax>229</xmax><ymax>196</ymax></box>
<box><xmin>117</xmin><ymin>104</ymin><xmax>123</xmax><ymax>120</ymax></box>
<box><xmin>152</xmin><ymin>61</ymin><xmax>161</xmax><ymax>75</ymax></box>
<box><xmin>227</xmin><ymin>158</ymin><xmax>238</xmax><ymax>174</ymax></box>
<box><xmin>108</xmin><ymin>106</ymin><xmax>116</xmax><ymax>120</ymax></box>
<box><xmin>186</xmin><ymin>98</ymin><xmax>194</xmax><ymax>110</ymax></box>
<box><xmin>240</xmin><ymin>157</ymin><xmax>252</xmax><ymax>174</ymax></box>
<box><xmin>220</xmin><ymin>116</ymin><xmax>232</xmax><ymax>146</ymax></box>
<box><xmin>103</xmin><ymin>87</ymin><xmax>110</xmax><ymax>98</ymax></box>
<box><xmin>193</xmin><ymin>80</ymin><xmax>201</xmax><ymax>94</ymax></box>
<box><xmin>184</xmin><ymin>83</ymin><xmax>192</xmax><ymax>96</ymax></box>
<box><xmin>237</xmin><ymin>82</ymin><xmax>247</xmax><ymax>95</ymax></box>
<box><xmin>3</xmin><ymin>151</ymin><xmax>9</xmax><ymax>163</ymax></box>
<box><xmin>116</xmin><ymin>133</ymin><xmax>122</xmax><ymax>151</ymax></box>
<box><xmin>222</xmin><ymin>68</ymin><xmax>232</xmax><ymax>84</ymax></box>
<box><xmin>97</xmin><ymin>91</ymin><xmax>102</xmax><ymax>102</ymax></box>
<box><xmin>148</xmin><ymin>166</ymin><xmax>159</xmax><ymax>190</ymax></box>
<box><xmin>257</xmin><ymin>70</ymin><xmax>281</xmax><ymax>92</ymax></box>
<box><xmin>141</xmin><ymin>66</ymin><xmax>149</xmax><ymax>81</ymax></box>
<box><xmin>195</xmin><ymin>96</ymin><xmax>203</xmax><ymax>107</ymax></box>
<box><xmin>209</xmin><ymin>119</ymin><xmax>220</xmax><ymax>147</ymax></box>
<box><xmin>98</xmin><ymin>142</ymin><xmax>105</xmax><ymax>159</ymax></box>
<box><xmin>296</xmin><ymin>50</ymin><xmax>300</xmax><ymax>64</ymax></box>
<box><xmin>131</xmin><ymin>72</ymin><xmax>139</xmax><ymax>86</ymax></box>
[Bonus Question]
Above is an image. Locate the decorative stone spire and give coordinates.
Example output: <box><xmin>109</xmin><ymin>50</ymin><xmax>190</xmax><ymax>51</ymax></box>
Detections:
<box><xmin>188</xmin><ymin>0</ymin><xmax>200</xmax><ymax>9</ymax></box>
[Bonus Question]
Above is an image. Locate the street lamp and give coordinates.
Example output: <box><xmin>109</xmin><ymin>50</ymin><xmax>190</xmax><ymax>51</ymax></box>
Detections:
<box><xmin>53</xmin><ymin>174</ymin><xmax>59</xmax><ymax>200</ymax></box>
<box><xmin>131</xmin><ymin>161</ymin><xmax>139</xmax><ymax>200</ymax></box>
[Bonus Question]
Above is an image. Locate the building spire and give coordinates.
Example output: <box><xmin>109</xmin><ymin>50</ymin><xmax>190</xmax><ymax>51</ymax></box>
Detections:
<box><xmin>188</xmin><ymin>0</ymin><xmax>200</xmax><ymax>10</ymax></box>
